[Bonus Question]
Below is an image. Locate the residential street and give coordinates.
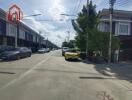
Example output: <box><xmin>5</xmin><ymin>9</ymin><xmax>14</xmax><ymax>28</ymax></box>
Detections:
<box><xmin>0</xmin><ymin>50</ymin><xmax>132</xmax><ymax>100</ymax></box>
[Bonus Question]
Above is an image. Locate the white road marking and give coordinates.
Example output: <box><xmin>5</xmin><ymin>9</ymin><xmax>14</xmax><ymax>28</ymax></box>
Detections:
<box><xmin>0</xmin><ymin>52</ymin><xmax>53</xmax><ymax>91</ymax></box>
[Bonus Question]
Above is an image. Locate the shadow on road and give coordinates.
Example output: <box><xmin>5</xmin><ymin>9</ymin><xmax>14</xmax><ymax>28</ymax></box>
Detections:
<box><xmin>79</xmin><ymin>76</ymin><xmax>116</xmax><ymax>80</ymax></box>
<box><xmin>0</xmin><ymin>71</ymin><xmax>15</xmax><ymax>74</ymax></box>
<box><xmin>96</xmin><ymin>63</ymin><xmax>132</xmax><ymax>83</ymax></box>
<box><xmin>0</xmin><ymin>67</ymin><xmax>100</xmax><ymax>75</ymax></box>
<box><xmin>36</xmin><ymin>68</ymin><xmax>101</xmax><ymax>75</ymax></box>
<box><xmin>66</xmin><ymin>59</ymin><xmax>81</xmax><ymax>62</ymax></box>
<box><xmin>82</xmin><ymin>60</ymin><xmax>132</xmax><ymax>83</ymax></box>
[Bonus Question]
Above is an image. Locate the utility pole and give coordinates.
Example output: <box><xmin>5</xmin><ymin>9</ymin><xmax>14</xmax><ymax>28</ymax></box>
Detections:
<box><xmin>46</xmin><ymin>38</ymin><xmax>48</xmax><ymax>49</ymax></box>
<box><xmin>15</xmin><ymin>23</ymin><xmax>19</xmax><ymax>48</ymax></box>
<box><xmin>86</xmin><ymin>0</ymin><xmax>89</xmax><ymax>56</ymax></box>
<box><xmin>13</xmin><ymin>11</ymin><xmax>18</xmax><ymax>48</ymax></box>
<box><xmin>39</xmin><ymin>31</ymin><xmax>42</xmax><ymax>48</ymax></box>
<box><xmin>67</xmin><ymin>31</ymin><xmax>70</xmax><ymax>42</ymax></box>
<box><xmin>108</xmin><ymin>0</ymin><xmax>116</xmax><ymax>63</ymax></box>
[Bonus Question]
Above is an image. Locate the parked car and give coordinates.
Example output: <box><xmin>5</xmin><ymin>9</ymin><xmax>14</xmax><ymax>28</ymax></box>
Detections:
<box><xmin>0</xmin><ymin>45</ymin><xmax>14</xmax><ymax>53</ymax></box>
<box><xmin>38</xmin><ymin>48</ymin><xmax>47</xmax><ymax>53</ymax></box>
<box><xmin>31</xmin><ymin>47</ymin><xmax>38</xmax><ymax>53</ymax></box>
<box><xmin>0</xmin><ymin>47</ymin><xmax>32</xmax><ymax>60</ymax></box>
<box><xmin>64</xmin><ymin>48</ymin><xmax>80</xmax><ymax>60</ymax></box>
<box><xmin>62</xmin><ymin>47</ymin><xmax>69</xmax><ymax>56</ymax></box>
<box><xmin>45</xmin><ymin>48</ymin><xmax>50</xmax><ymax>52</ymax></box>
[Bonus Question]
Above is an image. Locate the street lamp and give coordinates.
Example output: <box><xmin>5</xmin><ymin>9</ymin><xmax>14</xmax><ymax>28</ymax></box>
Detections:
<box><xmin>22</xmin><ymin>14</ymin><xmax>42</xmax><ymax>20</ymax></box>
<box><xmin>34</xmin><ymin>19</ymin><xmax>63</xmax><ymax>22</ymax></box>
<box><xmin>24</xmin><ymin>14</ymin><xmax>42</xmax><ymax>17</ymax></box>
<box><xmin>60</xmin><ymin>14</ymin><xmax>78</xmax><ymax>17</ymax></box>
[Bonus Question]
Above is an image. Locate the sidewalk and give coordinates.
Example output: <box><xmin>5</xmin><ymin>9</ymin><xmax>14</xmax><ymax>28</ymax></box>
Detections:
<box><xmin>94</xmin><ymin>61</ymin><xmax>132</xmax><ymax>83</ymax></box>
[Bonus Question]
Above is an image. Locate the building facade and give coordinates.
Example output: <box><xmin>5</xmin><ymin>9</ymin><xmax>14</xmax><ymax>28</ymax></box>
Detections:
<box><xmin>98</xmin><ymin>9</ymin><xmax>132</xmax><ymax>61</ymax></box>
<box><xmin>0</xmin><ymin>8</ymin><xmax>58</xmax><ymax>52</ymax></box>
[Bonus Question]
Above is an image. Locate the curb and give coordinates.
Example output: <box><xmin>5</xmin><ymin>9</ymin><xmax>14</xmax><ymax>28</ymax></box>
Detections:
<box><xmin>101</xmin><ymin>70</ymin><xmax>116</xmax><ymax>77</ymax></box>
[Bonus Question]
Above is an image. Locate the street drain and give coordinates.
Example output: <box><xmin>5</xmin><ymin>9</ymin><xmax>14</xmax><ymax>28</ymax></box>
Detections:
<box><xmin>0</xmin><ymin>71</ymin><xmax>15</xmax><ymax>74</ymax></box>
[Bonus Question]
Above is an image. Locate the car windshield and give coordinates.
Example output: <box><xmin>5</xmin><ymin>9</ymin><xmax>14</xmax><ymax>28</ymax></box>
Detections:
<box><xmin>13</xmin><ymin>48</ymin><xmax>21</xmax><ymax>51</ymax></box>
<box><xmin>39</xmin><ymin>48</ymin><xmax>45</xmax><ymax>50</ymax></box>
<box><xmin>0</xmin><ymin>0</ymin><xmax>131</xmax><ymax>100</ymax></box>
<box><xmin>67</xmin><ymin>49</ymin><xmax>78</xmax><ymax>53</ymax></box>
<box><xmin>10</xmin><ymin>48</ymin><xmax>24</xmax><ymax>51</ymax></box>
<box><xmin>63</xmin><ymin>47</ymin><xmax>69</xmax><ymax>50</ymax></box>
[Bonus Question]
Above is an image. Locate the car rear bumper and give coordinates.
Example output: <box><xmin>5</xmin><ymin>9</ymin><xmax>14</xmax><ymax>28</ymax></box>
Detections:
<box><xmin>0</xmin><ymin>55</ymin><xmax>16</xmax><ymax>60</ymax></box>
<box><xmin>38</xmin><ymin>51</ymin><xmax>45</xmax><ymax>53</ymax></box>
<box><xmin>0</xmin><ymin>56</ymin><xmax>10</xmax><ymax>60</ymax></box>
<box><xmin>65</xmin><ymin>55</ymin><xmax>79</xmax><ymax>60</ymax></box>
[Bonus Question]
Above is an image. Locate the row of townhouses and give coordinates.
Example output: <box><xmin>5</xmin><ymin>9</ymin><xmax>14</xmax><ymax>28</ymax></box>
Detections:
<box><xmin>98</xmin><ymin>9</ymin><xmax>132</xmax><ymax>61</ymax></box>
<box><xmin>0</xmin><ymin>8</ymin><xmax>57</xmax><ymax>52</ymax></box>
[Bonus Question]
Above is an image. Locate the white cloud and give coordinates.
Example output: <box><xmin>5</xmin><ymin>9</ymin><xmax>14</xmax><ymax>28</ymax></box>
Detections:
<box><xmin>56</xmin><ymin>34</ymin><xmax>62</xmax><ymax>39</ymax></box>
<box><xmin>1</xmin><ymin>0</ymin><xmax>77</xmax><ymax>47</ymax></box>
<box><xmin>93</xmin><ymin>0</ymin><xmax>104</xmax><ymax>5</ymax></box>
<box><xmin>22</xmin><ymin>16</ymin><xmax>55</xmax><ymax>36</ymax></box>
<box><xmin>33</xmin><ymin>10</ymin><xmax>42</xmax><ymax>15</ymax></box>
<box><xmin>22</xmin><ymin>16</ymin><xmax>71</xmax><ymax>47</ymax></box>
<box><xmin>48</xmin><ymin>30</ymin><xmax>68</xmax><ymax>47</ymax></box>
<box><xmin>49</xmin><ymin>0</ymin><xmax>68</xmax><ymax>21</ymax></box>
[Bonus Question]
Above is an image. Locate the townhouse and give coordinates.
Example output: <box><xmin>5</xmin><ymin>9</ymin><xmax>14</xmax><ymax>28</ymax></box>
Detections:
<box><xmin>0</xmin><ymin>8</ymin><xmax>57</xmax><ymax>52</ymax></box>
<box><xmin>98</xmin><ymin>9</ymin><xmax>132</xmax><ymax>61</ymax></box>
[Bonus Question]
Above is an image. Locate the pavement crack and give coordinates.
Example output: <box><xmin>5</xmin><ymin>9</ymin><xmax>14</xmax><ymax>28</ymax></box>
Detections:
<box><xmin>0</xmin><ymin>71</ymin><xmax>15</xmax><ymax>74</ymax></box>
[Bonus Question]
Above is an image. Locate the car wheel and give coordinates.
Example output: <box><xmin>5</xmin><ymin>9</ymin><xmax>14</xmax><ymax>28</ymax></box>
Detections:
<box><xmin>16</xmin><ymin>55</ymin><xmax>20</xmax><ymax>60</ymax></box>
<box><xmin>65</xmin><ymin>57</ymin><xmax>68</xmax><ymax>61</ymax></box>
<box><xmin>28</xmin><ymin>53</ymin><xmax>31</xmax><ymax>57</ymax></box>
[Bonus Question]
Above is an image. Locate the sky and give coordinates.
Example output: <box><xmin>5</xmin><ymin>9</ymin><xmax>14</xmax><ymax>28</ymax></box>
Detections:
<box><xmin>0</xmin><ymin>0</ymin><xmax>131</xmax><ymax>47</ymax></box>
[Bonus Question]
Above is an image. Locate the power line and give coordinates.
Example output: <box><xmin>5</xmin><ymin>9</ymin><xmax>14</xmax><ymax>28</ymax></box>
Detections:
<box><xmin>115</xmin><ymin>0</ymin><xmax>130</xmax><ymax>4</ymax></box>
<box><xmin>75</xmin><ymin>0</ymin><xmax>83</xmax><ymax>14</ymax></box>
<box><xmin>114</xmin><ymin>0</ymin><xmax>130</xmax><ymax>7</ymax></box>
<box><xmin>98</xmin><ymin>0</ymin><xmax>109</xmax><ymax>6</ymax></box>
<box><xmin>65</xmin><ymin>0</ymin><xmax>81</xmax><ymax>41</ymax></box>
<box><xmin>98</xmin><ymin>0</ymin><xmax>130</xmax><ymax>9</ymax></box>
<box><xmin>72</xmin><ymin>0</ymin><xmax>80</xmax><ymax>15</ymax></box>
<box><xmin>97</xmin><ymin>0</ymin><xmax>129</xmax><ymax>9</ymax></box>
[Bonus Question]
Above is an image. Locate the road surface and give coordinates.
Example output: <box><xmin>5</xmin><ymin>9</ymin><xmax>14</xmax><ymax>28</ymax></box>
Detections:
<box><xmin>0</xmin><ymin>50</ymin><xmax>131</xmax><ymax>100</ymax></box>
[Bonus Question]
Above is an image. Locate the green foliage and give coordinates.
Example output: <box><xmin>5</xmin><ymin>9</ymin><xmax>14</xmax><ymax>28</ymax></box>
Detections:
<box><xmin>68</xmin><ymin>40</ymin><xmax>76</xmax><ymax>48</ymax></box>
<box><xmin>87</xmin><ymin>29</ymin><xmax>120</xmax><ymax>52</ymax></box>
<box><xmin>62</xmin><ymin>40</ymin><xmax>76</xmax><ymax>48</ymax></box>
<box><xmin>73</xmin><ymin>1</ymin><xmax>98</xmax><ymax>51</ymax></box>
<box><xmin>62</xmin><ymin>41</ymin><xmax>69</xmax><ymax>47</ymax></box>
<box><xmin>72</xmin><ymin>0</ymin><xmax>120</xmax><ymax>58</ymax></box>
<box><xmin>77</xmin><ymin>2</ymin><xmax>97</xmax><ymax>30</ymax></box>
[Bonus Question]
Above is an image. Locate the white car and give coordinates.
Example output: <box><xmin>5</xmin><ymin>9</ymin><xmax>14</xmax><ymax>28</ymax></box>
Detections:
<box><xmin>45</xmin><ymin>48</ymin><xmax>50</xmax><ymax>52</ymax></box>
<box><xmin>62</xmin><ymin>47</ymin><xmax>69</xmax><ymax>56</ymax></box>
<box><xmin>38</xmin><ymin>48</ymin><xmax>47</xmax><ymax>53</ymax></box>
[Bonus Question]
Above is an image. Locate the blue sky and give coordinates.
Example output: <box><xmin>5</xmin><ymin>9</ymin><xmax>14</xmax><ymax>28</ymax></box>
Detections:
<box><xmin>0</xmin><ymin>0</ymin><xmax>131</xmax><ymax>46</ymax></box>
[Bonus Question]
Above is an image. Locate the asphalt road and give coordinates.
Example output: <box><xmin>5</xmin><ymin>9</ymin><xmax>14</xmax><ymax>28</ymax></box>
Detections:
<box><xmin>0</xmin><ymin>50</ymin><xmax>132</xmax><ymax>100</ymax></box>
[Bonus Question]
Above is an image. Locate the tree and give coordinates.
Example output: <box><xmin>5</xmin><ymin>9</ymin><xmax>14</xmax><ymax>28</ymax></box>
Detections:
<box><xmin>87</xmin><ymin>29</ymin><xmax>119</xmax><ymax>56</ymax></box>
<box><xmin>62</xmin><ymin>40</ymin><xmax>76</xmax><ymax>48</ymax></box>
<box><xmin>72</xmin><ymin>0</ymin><xmax>120</xmax><ymax>59</ymax></box>
<box><xmin>62</xmin><ymin>41</ymin><xmax>69</xmax><ymax>47</ymax></box>
<box><xmin>72</xmin><ymin>1</ymin><xmax>98</xmax><ymax>51</ymax></box>
<box><xmin>68</xmin><ymin>40</ymin><xmax>76</xmax><ymax>48</ymax></box>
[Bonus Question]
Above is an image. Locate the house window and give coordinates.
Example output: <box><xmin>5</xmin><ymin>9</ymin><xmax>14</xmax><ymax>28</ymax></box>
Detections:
<box><xmin>19</xmin><ymin>29</ymin><xmax>25</xmax><ymax>39</ymax></box>
<box><xmin>7</xmin><ymin>23</ymin><xmax>17</xmax><ymax>37</ymax></box>
<box><xmin>118</xmin><ymin>23</ymin><xmax>130</xmax><ymax>35</ymax></box>
<box><xmin>98</xmin><ymin>22</ymin><xmax>110</xmax><ymax>32</ymax></box>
